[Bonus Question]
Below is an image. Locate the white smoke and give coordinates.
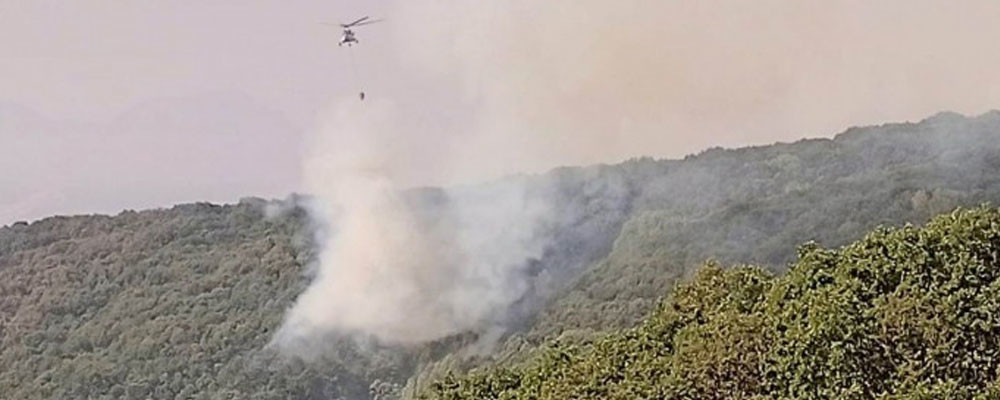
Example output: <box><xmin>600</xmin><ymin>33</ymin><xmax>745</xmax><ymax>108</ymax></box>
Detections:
<box><xmin>276</xmin><ymin>3</ymin><xmax>685</xmax><ymax>344</ymax></box>
<box><xmin>276</xmin><ymin>0</ymin><xmax>1000</xmax><ymax>345</ymax></box>
<box><xmin>275</xmin><ymin>98</ymin><xmax>553</xmax><ymax>344</ymax></box>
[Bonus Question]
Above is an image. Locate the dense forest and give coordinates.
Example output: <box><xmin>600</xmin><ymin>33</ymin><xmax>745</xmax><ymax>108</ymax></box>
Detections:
<box><xmin>425</xmin><ymin>207</ymin><xmax>1000</xmax><ymax>399</ymax></box>
<box><xmin>2</xmin><ymin>111</ymin><xmax>1000</xmax><ymax>399</ymax></box>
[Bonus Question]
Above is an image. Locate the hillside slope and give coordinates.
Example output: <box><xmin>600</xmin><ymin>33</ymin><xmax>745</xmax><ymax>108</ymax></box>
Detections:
<box><xmin>424</xmin><ymin>207</ymin><xmax>1000</xmax><ymax>399</ymax></box>
<box><xmin>3</xmin><ymin>111</ymin><xmax>1000</xmax><ymax>399</ymax></box>
<box><xmin>407</xmin><ymin>111</ymin><xmax>1000</xmax><ymax>394</ymax></box>
<box><xmin>526</xmin><ymin>110</ymin><xmax>1000</xmax><ymax>340</ymax></box>
<box><xmin>0</xmin><ymin>203</ymin><xmax>341</xmax><ymax>399</ymax></box>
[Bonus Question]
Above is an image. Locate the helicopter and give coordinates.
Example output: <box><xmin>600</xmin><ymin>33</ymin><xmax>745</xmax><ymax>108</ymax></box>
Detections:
<box><xmin>325</xmin><ymin>16</ymin><xmax>382</xmax><ymax>47</ymax></box>
<box><xmin>322</xmin><ymin>16</ymin><xmax>381</xmax><ymax>100</ymax></box>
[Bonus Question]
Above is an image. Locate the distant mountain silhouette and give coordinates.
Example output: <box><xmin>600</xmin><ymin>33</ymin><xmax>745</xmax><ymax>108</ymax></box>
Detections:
<box><xmin>0</xmin><ymin>92</ymin><xmax>302</xmax><ymax>224</ymax></box>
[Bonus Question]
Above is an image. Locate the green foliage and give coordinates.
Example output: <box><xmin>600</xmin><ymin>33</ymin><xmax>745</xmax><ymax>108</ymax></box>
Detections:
<box><xmin>525</xmin><ymin>111</ymin><xmax>1000</xmax><ymax>341</ymax></box>
<box><xmin>423</xmin><ymin>207</ymin><xmax>1000</xmax><ymax>399</ymax></box>
<box><xmin>4</xmin><ymin>112</ymin><xmax>1000</xmax><ymax>399</ymax></box>
<box><xmin>0</xmin><ymin>201</ymin><xmax>392</xmax><ymax>399</ymax></box>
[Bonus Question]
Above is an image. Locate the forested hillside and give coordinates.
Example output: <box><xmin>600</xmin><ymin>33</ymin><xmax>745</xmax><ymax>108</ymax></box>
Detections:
<box><xmin>425</xmin><ymin>207</ymin><xmax>1000</xmax><ymax>399</ymax></box>
<box><xmin>525</xmin><ymin>110</ymin><xmax>1000</xmax><ymax>341</ymax></box>
<box><xmin>0</xmin><ymin>202</ymin><xmax>343</xmax><ymax>399</ymax></box>
<box><xmin>3</xmin><ymin>111</ymin><xmax>1000</xmax><ymax>399</ymax></box>
<box><xmin>405</xmin><ymin>111</ymin><xmax>1000</xmax><ymax>394</ymax></box>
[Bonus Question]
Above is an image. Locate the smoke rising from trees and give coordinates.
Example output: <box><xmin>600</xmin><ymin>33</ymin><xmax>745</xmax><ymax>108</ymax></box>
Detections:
<box><xmin>275</xmin><ymin>0</ymin><xmax>1000</xmax><ymax>345</ymax></box>
<box><xmin>275</xmin><ymin>100</ymin><xmax>560</xmax><ymax>344</ymax></box>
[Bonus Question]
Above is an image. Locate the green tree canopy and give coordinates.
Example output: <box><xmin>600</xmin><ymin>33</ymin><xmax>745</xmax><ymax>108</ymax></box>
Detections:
<box><xmin>425</xmin><ymin>207</ymin><xmax>1000</xmax><ymax>399</ymax></box>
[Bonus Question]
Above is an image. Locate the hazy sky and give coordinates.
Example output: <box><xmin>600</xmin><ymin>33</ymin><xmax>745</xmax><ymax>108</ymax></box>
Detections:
<box><xmin>2</xmin><ymin>0</ymin><xmax>1000</xmax><ymax>224</ymax></box>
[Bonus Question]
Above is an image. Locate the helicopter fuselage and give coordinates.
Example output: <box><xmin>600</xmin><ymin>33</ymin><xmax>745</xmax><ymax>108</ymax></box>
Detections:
<box><xmin>339</xmin><ymin>29</ymin><xmax>358</xmax><ymax>46</ymax></box>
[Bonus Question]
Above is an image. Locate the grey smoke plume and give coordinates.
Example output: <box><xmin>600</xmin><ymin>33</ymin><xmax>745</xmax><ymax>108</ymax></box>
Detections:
<box><xmin>276</xmin><ymin>0</ymin><xmax>1000</xmax><ymax>345</ymax></box>
<box><xmin>387</xmin><ymin>0</ymin><xmax>1000</xmax><ymax>184</ymax></box>
<box><xmin>276</xmin><ymin>99</ymin><xmax>557</xmax><ymax>344</ymax></box>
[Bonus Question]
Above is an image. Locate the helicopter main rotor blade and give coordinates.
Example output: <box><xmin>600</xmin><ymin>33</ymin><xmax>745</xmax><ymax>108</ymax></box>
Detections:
<box><xmin>351</xmin><ymin>19</ymin><xmax>382</xmax><ymax>27</ymax></box>
<box><xmin>343</xmin><ymin>16</ymin><xmax>370</xmax><ymax>27</ymax></box>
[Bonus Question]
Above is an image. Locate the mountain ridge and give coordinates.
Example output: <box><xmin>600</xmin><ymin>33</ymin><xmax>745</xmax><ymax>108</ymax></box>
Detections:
<box><xmin>4</xmin><ymin>110</ymin><xmax>1000</xmax><ymax>399</ymax></box>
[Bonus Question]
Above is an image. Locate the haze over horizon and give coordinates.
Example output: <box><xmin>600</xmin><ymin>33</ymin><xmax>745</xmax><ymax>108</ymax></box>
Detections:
<box><xmin>3</xmin><ymin>0</ymin><xmax>1000</xmax><ymax>224</ymax></box>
